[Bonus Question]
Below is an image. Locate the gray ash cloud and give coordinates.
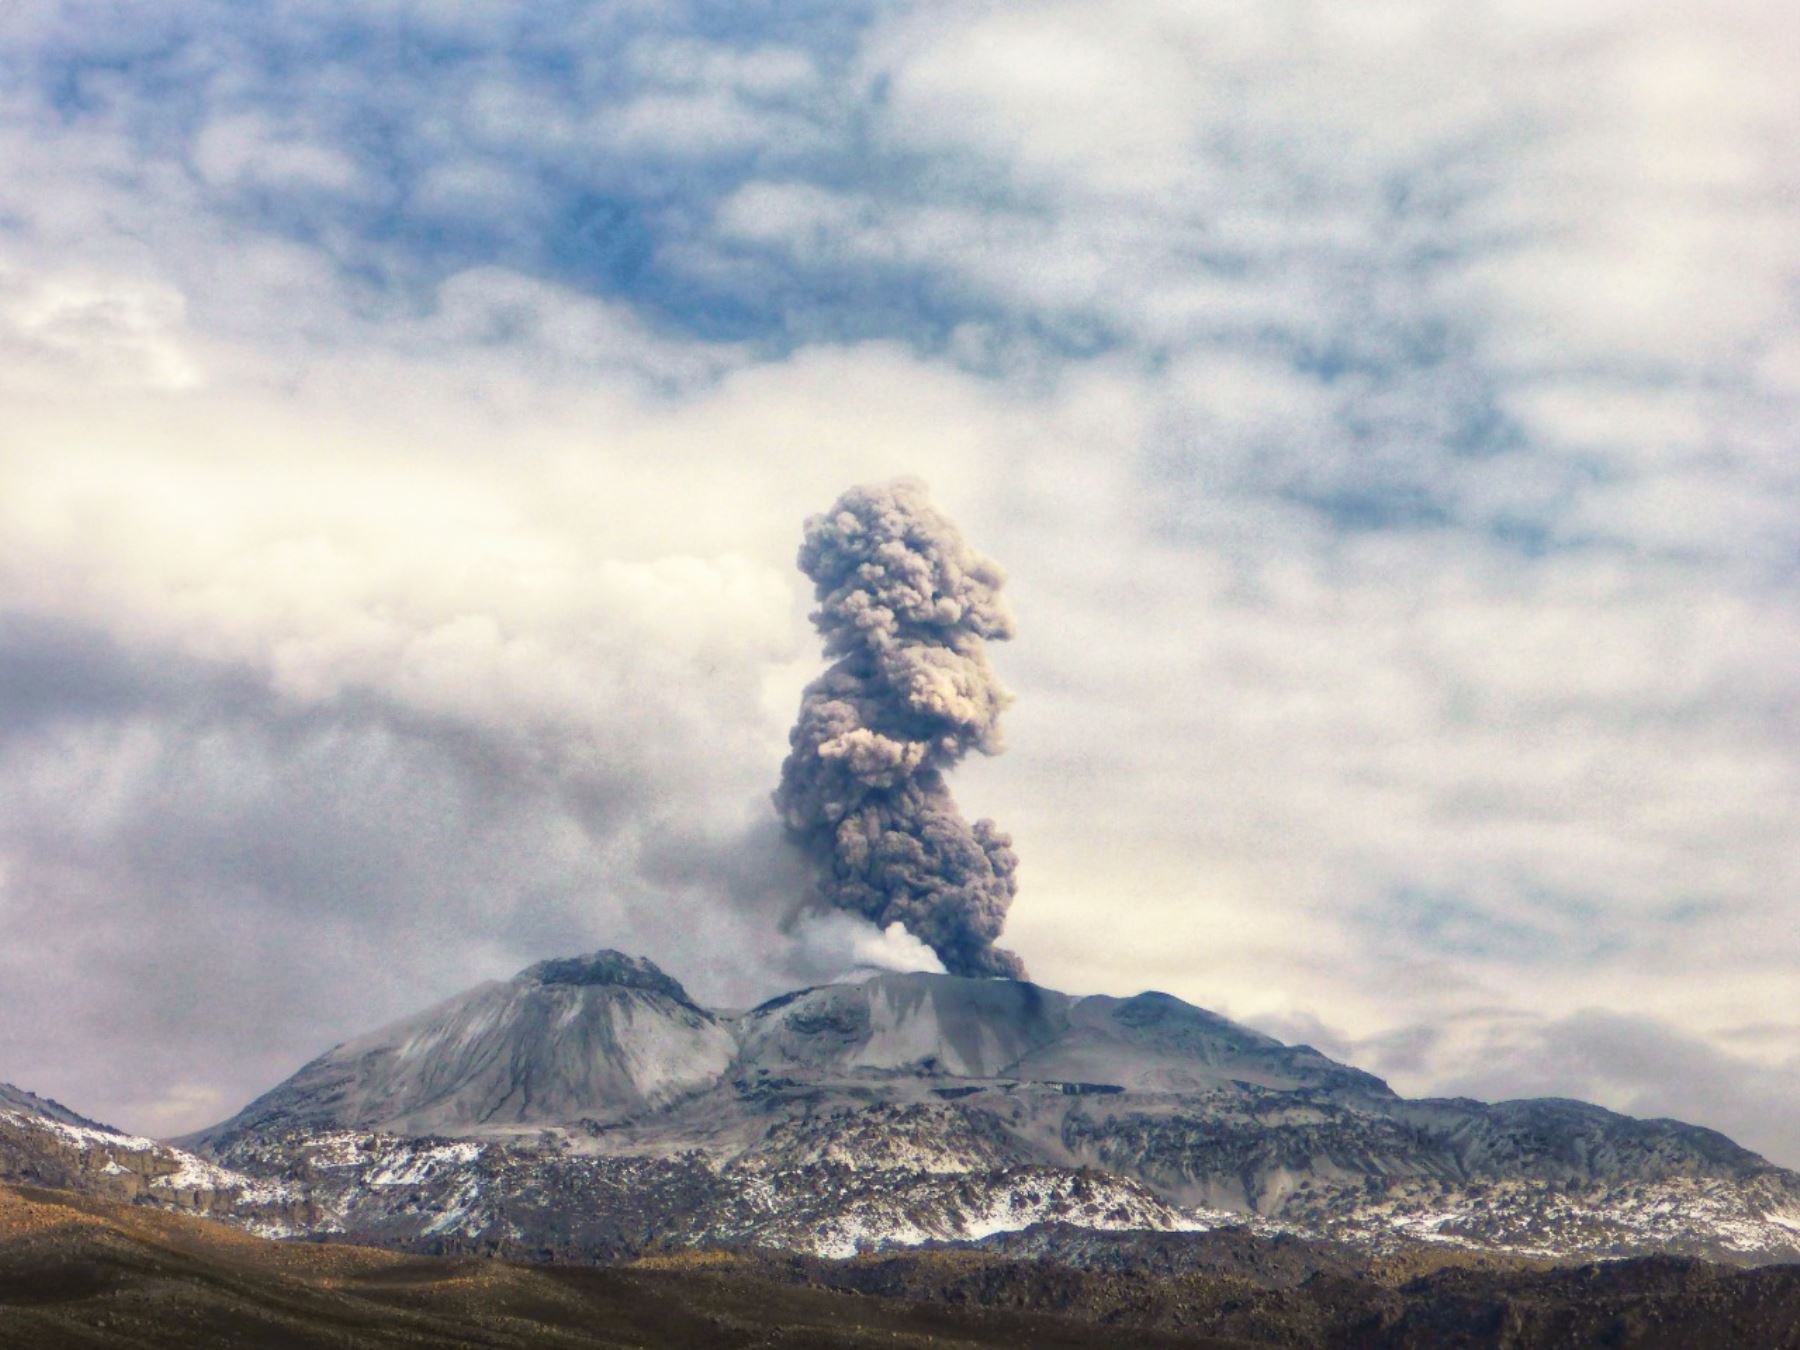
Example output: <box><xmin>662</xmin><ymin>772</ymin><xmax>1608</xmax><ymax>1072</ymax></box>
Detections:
<box><xmin>773</xmin><ymin>480</ymin><xmax>1026</xmax><ymax>979</ymax></box>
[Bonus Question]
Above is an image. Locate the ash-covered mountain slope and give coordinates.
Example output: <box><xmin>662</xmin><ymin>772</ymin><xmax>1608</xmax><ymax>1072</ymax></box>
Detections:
<box><xmin>193</xmin><ymin>953</ymin><xmax>1386</xmax><ymax>1149</ymax></box>
<box><xmin>191</xmin><ymin>952</ymin><xmax>735</xmax><ymax>1144</ymax></box>
<box><xmin>175</xmin><ymin>951</ymin><xmax>1800</xmax><ymax>1265</ymax></box>
<box><xmin>735</xmin><ymin>976</ymin><xmax>1388</xmax><ymax>1096</ymax></box>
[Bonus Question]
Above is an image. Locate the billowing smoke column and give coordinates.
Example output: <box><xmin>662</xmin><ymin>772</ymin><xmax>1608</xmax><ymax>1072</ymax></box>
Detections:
<box><xmin>774</xmin><ymin>479</ymin><xmax>1027</xmax><ymax>980</ymax></box>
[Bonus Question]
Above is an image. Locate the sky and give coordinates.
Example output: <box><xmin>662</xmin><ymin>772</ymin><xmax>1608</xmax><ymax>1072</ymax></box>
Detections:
<box><xmin>0</xmin><ymin>0</ymin><xmax>1796</xmax><ymax>1165</ymax></box>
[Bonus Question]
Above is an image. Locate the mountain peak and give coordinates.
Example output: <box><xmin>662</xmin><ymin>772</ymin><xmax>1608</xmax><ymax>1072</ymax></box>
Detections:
<box><xmin>517</xmin><ymin>950</ymin><xmax>695</xmax><ymax>1006</ymax></box>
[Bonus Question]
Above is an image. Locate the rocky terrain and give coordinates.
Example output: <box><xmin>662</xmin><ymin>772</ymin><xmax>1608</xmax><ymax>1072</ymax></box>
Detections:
<box><xmin>149</xmin><ymin>950</ymin><xmax>1800</xmax><ymax>1266</ymax></box>
<box><xmin>0</xmin><ymin>1084</ymin><xmax>306</xmax><ymax>1233</ymax></box>
<box><xmin>6</xmin><ymin>1179</ymin><xmax>1800</xmax><ymax>1349</ymax></box>
<box><xmin>0</xmin><ymin>1181</ymin><xmax>1213</xmax><ymax>1349</ymax></box>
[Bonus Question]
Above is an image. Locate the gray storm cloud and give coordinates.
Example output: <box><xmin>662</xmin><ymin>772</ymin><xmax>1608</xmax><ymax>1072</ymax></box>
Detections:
<box><xmin>773</xmin><ymin>479</ymin><xmax>1026</xmax><ymax>980</ymax></box>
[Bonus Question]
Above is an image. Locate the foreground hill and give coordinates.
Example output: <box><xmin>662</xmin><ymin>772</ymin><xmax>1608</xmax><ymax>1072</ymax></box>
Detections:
<box><xmin>5</xmin><ymin>1180</ymin><xmax>1800</xmax><ymax>1349</ymax></box>
<box><xmin>162</xmin><ymin>950</ymin><xmax>1800</xmax><ymax>1266</ymax></box>
<box><xmin>0</xmin><ymin>1181</ymin><xmax>1212</xmax><ymax>1349</ymax></box>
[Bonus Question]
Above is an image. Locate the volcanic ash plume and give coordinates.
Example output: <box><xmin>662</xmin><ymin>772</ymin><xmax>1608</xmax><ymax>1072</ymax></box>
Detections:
<box><xmin>774</xmin><ymin>479</ymin><xmax>1027</xmax><ymax>980</ymax></box>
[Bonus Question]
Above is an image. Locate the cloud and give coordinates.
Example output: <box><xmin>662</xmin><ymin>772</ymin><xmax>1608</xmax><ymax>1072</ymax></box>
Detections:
<box><xmin>0</xmin><ymin>262</ymin><xmax>201</xmax><ymax>391</ymax></box>
<box><xmin>191</xmin><ymin>113</ymin><xmax>367</xmax><ymax>195</ymax></box>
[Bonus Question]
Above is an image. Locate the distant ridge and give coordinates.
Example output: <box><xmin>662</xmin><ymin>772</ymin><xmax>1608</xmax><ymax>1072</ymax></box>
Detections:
<box><xmin>0</xmin><ymin>1082</ymin><xmax>117</xmax><ymax>1133</ymax></box>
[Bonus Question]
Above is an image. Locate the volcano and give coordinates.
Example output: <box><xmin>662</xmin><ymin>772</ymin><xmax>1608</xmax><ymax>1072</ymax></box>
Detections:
<box><xmin>106</xmin><ymin>950</ymin><xmax>1800</xmax><ymax>1266</ymax></box>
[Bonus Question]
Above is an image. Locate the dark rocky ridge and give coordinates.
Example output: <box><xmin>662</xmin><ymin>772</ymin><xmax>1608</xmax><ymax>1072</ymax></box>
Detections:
<box><xmin>0</xmin><ymin>1084</ymin><xmax>112</xmax><ymax>1134</ymax></box>
<box><xmin>524</xmin><ymin>951</ymin><xmax>701</xmax><ymax>1007</ymax></box>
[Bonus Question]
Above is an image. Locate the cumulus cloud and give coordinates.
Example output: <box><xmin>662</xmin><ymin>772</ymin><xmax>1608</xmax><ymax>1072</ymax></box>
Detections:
<box><xmin>0</xmin><ymin>263</ymin><xmax>201</xmax><ymax>391</ymax></box>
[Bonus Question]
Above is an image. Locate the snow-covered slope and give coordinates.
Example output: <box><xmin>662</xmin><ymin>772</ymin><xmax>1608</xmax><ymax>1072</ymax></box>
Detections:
<box><xmin>0</xmin><ymin>1083</ymin><xmax>303</xmax><ymax>1235</ymax></box>
<box><xmin>0</xmin><ymin>1083</ymin><xmax>108</xmax><ymax>1131</ymax></box>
